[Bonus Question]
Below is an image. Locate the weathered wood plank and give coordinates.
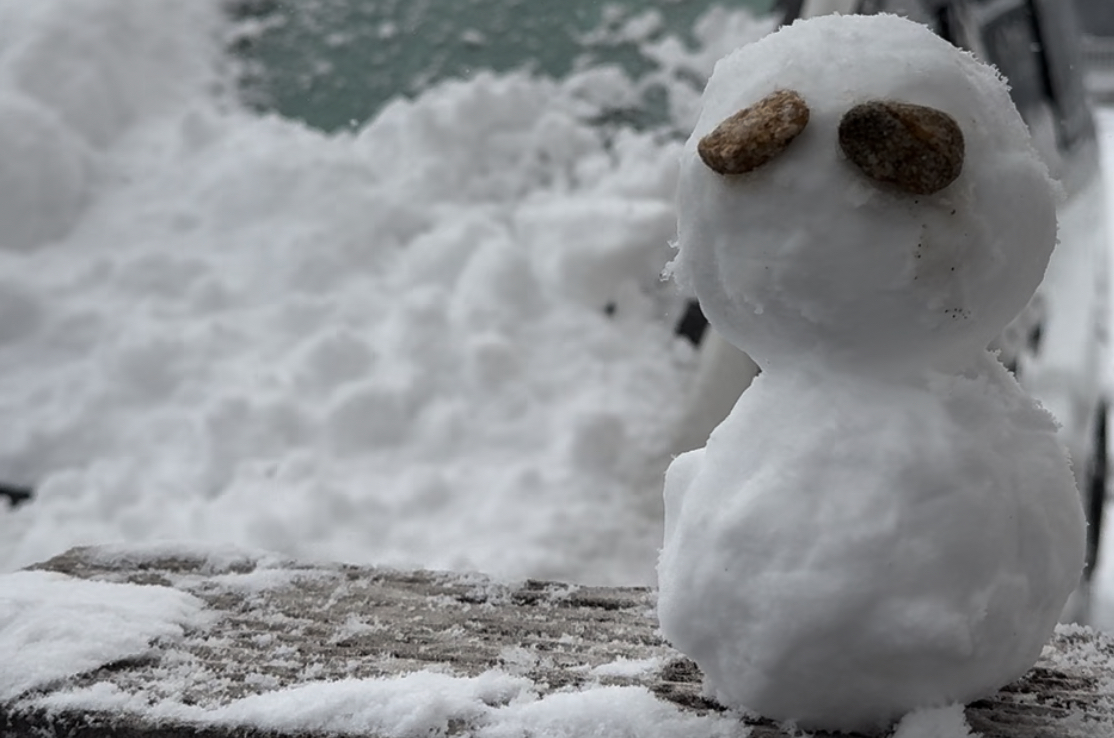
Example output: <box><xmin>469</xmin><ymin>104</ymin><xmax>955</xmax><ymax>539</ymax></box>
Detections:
<box><xmin>3</xmin><ymin>545</ymin><xmax>1113</xmax><ymax>737</ymax></box>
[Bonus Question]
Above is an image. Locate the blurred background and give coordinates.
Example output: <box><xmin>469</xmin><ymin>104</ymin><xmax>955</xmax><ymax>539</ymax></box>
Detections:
<box><xmin>2</xmin><ymin>0</ymin><xmax>1114</xmax><ymax>628</ymax></box>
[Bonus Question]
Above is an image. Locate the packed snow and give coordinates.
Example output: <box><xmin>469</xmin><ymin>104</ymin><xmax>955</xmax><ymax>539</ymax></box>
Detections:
<box><xmin>658</xmin><ymin>14</ymin><xmax>1084</xmax><ymax>732</ymax></box>
<box><xmin>667</xmin><ymin>15</ymin><xmax>1057</xmax><ymax>373</ymax></box>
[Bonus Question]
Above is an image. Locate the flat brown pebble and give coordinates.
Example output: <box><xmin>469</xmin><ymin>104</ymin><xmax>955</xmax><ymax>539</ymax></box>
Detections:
<box><xmin>838</xmin><ymin>100</ymin><xmax>964</xmax><ymax>195</ymax></box>
<box><xmin>697</xmin><ymin>89</ymin><xmax>810</xmax><ymax>176</ymax></box>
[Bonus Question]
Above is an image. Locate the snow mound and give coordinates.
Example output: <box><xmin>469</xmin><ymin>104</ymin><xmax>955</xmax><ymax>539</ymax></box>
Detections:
<box><xmin>0</xmin><ymin>0</ymin><xmax>776</xmax><ymax>584</ymax></box>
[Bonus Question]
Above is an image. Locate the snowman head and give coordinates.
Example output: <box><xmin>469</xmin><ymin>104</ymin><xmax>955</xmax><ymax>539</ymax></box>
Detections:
<box><xmin>671</xmin><ymin>13</ymin><xmax>1057</xmax><ymax>371</ymax></box>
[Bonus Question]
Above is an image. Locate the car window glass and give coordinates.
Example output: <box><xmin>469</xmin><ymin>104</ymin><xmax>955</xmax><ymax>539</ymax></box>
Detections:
<box><xmin>1033</xmin><ymin>0</ymin><xmax>1094</xmax><ymax>150</ymax></box>
<box><xmin>230</xmin><ymin>0</ymin><xmax>777</xmax><ymax>133</ymax></box>
<box><xmin>1074</xmin><ymin>0</ymin><xmax>1114</xmax><ymax>36</ymax></box>
<box><xmin>978</xmin><ymin>3</ymin><xmax>1048</xmax><ymax>123</ymax></box>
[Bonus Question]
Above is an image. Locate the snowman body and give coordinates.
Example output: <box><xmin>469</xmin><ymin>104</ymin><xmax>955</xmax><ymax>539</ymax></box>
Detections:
<box><xmin>659</xmin><ymin>354</ymin><xmax>1084</xmax><ymax>731</ymax></box>
<box><xmin>657</xmin><ymin>13</ymin><xmax>1086</xmax><ymax>733</ymax></box>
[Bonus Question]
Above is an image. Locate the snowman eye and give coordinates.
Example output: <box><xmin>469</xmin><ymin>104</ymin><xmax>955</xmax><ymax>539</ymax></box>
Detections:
<box><xmin>697</xmin><ymin>89</ymin><xmax>810</xmax><ymax>176</ymax></box>
<box><xmin>838</xmin><ymin>101</ymin><xmax>964</xmax><ymax>195</ymax></box>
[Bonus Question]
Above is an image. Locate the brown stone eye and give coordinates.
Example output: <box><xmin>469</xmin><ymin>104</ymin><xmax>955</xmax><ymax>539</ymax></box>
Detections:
<box><xmin>697</xmin><ymin>89</ymin><xmax>810</xmax><ymax>176</ymax></box>
<box><xmin>838</xmin><ymin>101</ymin><xmax>964</xmax><ymax>195</ymax></box>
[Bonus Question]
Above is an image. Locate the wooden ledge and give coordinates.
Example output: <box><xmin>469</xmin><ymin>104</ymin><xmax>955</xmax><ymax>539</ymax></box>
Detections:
<box><xmin>2</xmin><ymin>545</ymin><xmax>1113</xmax><ymax>737</ymax></box>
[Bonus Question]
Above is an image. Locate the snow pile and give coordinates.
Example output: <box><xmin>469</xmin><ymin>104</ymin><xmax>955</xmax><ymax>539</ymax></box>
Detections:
<box><xmin>0</xmin><ymin>0</ymin><xmax>778</xmax><ymax>584</ymax></box>
<box><xmin>6</xmin><ymin>542</ymin><xmax>1114</xmax><ymax>736</ymax></box>
<box><xmin>0</xmin><ymin>0</ymin><xmax>217</xmax><ymax>250</ymax></box>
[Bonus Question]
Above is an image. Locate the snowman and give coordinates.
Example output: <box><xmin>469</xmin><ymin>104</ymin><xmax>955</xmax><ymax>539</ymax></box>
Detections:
<box><xmin>656</xmin><ymin>13</ymin><xmax>1086</xmax><ymax>734</ymax></box>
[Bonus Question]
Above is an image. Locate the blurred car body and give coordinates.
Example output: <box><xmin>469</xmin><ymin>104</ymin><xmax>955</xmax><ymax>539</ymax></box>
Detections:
<box><xmin>1075</xmin><ymin>0</ymin><xmax>1114</xmax><ymax>101</ymax></box>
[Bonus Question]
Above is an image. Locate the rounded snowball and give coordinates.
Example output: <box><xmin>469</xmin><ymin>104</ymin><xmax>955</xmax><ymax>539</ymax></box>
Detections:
<box><xmin>671</xmin><ymin>13</ymin><xmax>1056</xmax><ymax>370</ymax></box>
<box><xmin>658</xmin><ymin>357</ymin><xmax>1085</xmax><ymax>732</ymax></box>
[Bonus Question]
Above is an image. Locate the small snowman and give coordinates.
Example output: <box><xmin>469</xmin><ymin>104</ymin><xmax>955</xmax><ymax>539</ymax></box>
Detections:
<box><xmin>657</xmin><ymin>13</ymin><xmax>1086</xmax><ymax>734</ymax></box>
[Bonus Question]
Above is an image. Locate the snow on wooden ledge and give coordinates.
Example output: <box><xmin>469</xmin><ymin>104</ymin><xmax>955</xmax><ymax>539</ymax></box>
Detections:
<box><xmin>2</xmin><ymin>544</ymin><xmax>1113</xmax><ymax>738</ymax></box>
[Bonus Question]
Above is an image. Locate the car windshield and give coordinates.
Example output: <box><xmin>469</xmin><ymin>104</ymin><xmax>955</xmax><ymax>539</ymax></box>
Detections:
<box><xmin>1076</xmin><ymin>0</ymin><xmax>1114</xmax><ymax>37</ymax></box>
<box><xmin>231</xmin><ymin>0</ymin><xmax>777</xmax><ymax>132</ymax></box>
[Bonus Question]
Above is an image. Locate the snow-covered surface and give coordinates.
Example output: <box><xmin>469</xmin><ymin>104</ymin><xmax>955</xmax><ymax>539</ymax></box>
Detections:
<box><xmin>5</xmin><ymin>543</ymin><xmax>1114</xmax><ymax>738</ymax></box>
<box><xmin>2</xmin><ymin>542</ymin><xmax>753</xmax><ymax>738</ymax></box>
<box><xmin>31</xmin><ymin>677</ymin><xmax>749</xmax><ymax>738</ymax></box>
